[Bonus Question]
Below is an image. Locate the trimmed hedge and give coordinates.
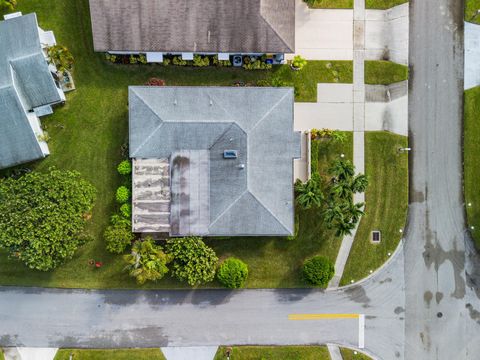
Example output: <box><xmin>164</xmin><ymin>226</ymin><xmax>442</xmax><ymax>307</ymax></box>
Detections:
<box><xmin>303</xmin><ymin>256</ymin><xmax>335</xmax><ymax>287</ymax></box>
<box><xmin>217</xmin><ymin>257</ymin><xmax>249</xmax><ymax>288</ymax></box>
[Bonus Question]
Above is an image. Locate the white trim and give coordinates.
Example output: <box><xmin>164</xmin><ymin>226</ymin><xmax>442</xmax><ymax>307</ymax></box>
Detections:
<box><xmin>218</xmin><ymin>53</ymin><xmax>230</xmax><ymax>60</ymax></box>
<box><xmin>3</xmin><ymin>12</ymin><xmax>22</xmax><ymax>20</ymax></box>
<box><xmin>146</xmin><ymin>52</ymin><xmax>163</xmax><ymax>63</ymax></box>
<box><xmin>181</xmin><ymin>52</ymin><xmax>194</xmax><ymax>60</ymax></box>
<box><xmin>358</xmin><ymin>314</ymin><xmax>365</xmax><ymax>348</ymax></box>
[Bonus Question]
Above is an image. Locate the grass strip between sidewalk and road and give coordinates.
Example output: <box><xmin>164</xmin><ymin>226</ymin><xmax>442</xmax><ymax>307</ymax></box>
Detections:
<box><xmin>214</xmin><ymin>346</ymin><xmax>330</xmax><ymax>360</ymax></box>
<box><xmin>464</xmin><ymin>86</ymin><xmax>480</xmax><ymax>249</ymax></box>
<box><xmin>364</xmin><ymin>60</ymin><xmax>409</xmax><ymax>85</ymax></box>
<box><xmin>340</xmin><ymin>348</ymin><xmax>373</xmax><ymax>360</ymax></box>
<box><xmin>466</xmin><ymin>0</ymin><xmax>480</xmax><ymax>24</ymax></box>
<box><xmin>366</xmin><ymin>0</ymin><xmax>408</xmax><ymax>9</ymax></box>
<box><xmin>54</xmin><ymin>349</ymin><xmax>166</xmax><ymax>360</ymax></box>
<box><xmin>340</xmin><ymin>132</ymin><xmax>408</xmax><ymax>286</ymax></box>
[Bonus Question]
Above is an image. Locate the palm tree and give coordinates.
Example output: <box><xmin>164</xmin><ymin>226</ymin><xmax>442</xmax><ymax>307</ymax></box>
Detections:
<box><xmin>295</xmin><ymin>176</ymin><xmax>324</xmax><ymax>210</ymax></box>
<box><xmin>351</xmin><ymin>174</ymin><xmax>369</xmax><ymax>194</ymax></box>
<box><xmin>329</xmin><ymin>159</ymin><xmax>355</xmax><ymax>182</ymax></box>
<box><xmin>324</xmin><ymin>202</ymin><xmax>343</xmax><ymax>228</ymax></box>
<box><xmin>334</xmin><ymin>219</ymin><xmax>356</xmax><ymax>237</ymax></box>
<box><xmin>343</xmin><ymin>201</ymin><xmax>365</xmax><ymax>224</ymax></box>
<box><xmin>331</xmin><ymin>181</ymin><xmax>353</xmax><ymax>200</ymax></box>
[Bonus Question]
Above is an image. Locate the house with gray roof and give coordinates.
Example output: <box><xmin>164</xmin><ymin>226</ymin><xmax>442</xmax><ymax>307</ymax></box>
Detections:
<box><xmin>89</xmin><ymin>0</ymin><xmax>294</xmax><ymax>63</ymax></box>
<box><xmin>129</xmin><ymin>86</ymin><xmax>301</xmax><ymax>236</ymax></box>
<box><xmin>0</xmin><ymin>12</ymin><xmax>65</xmax><ymax>169</ymax></box>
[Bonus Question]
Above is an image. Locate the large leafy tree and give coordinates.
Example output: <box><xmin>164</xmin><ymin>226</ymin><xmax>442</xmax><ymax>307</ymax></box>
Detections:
<box><xmin>124</xmin><ymin>238</ymin><xmax>172</xmax><ymax>284</ymax></box>
<box><xmin>166</xmin><ymin>237</ymin><xmax>218</xmax><ymax>286</ymax></box>
<box><xmin>0</xmin><ymin>169</ymin><xmax>96</xmax><ymax>271</ymax></box>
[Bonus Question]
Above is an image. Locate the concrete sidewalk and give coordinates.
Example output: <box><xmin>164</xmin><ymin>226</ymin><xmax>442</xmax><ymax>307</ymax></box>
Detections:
<box><xmin>464</xmin><ymin>21</ymin><xmax>480</xmax><ymax>89</ymax></box>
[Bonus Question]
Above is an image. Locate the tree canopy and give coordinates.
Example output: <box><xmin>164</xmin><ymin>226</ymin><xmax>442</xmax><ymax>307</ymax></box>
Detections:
<box><xmin>0</xmin><ymin>169</ymin><xmax>96</xmax><ymax>271</ymax></box>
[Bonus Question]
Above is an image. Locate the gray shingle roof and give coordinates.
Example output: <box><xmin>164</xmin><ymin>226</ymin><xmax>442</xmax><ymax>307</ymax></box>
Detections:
<box><xmin>89</xmin><ymin>0</ymin><xmax>295</xmax><ymax>53</ymax></box>
<box><xmin>129</xmin><ymin>86</ymin><xmax>301</xmax><ymax>236</ymax></box>
<box><xmin>0</xmin><ymin>13</ymin><xmax>61</xmax><ymax>169</ymax></box>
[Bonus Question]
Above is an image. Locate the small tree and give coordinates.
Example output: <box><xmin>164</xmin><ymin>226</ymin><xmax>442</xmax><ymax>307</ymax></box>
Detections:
<box><xmin>295</xmin><ymin>174</ymin><xmax>324</xmax><ymax>210</ymax></box>
<box><xmin>104</xmin><ymin>221</ymin><xmax>134</xmax><ymax>254</ymax></box>
<box><xmin>124</xmin><ymin>238</ymin><xmax>172</xmax><ymax>284</ymax></box>
<box><xmin>303</xmin><ymin>256</ymin><xmax>335</xmax><ymax>287</ymax></box>
<box><xmin>120</xmin><ymin>203</ymin><xmax>132</xmax><ymax>218</ymax></box>
<box><xmin>47</xmin><ymin>45</ymin><xmax>74</xmax><ymax>73</ymax></box>
<box><xmin>291</xmin><ymin>55</ymin><xmax>307</xmax><ymax>71</ymax></box>
<box><xmin>217</xmin><ymin>258</ymin><xmax>249</xmax><ymax>288</ymax></box>
<box><xmin>117</xmin><ymin>160</ymin><xmax>132</xmax><ymax>175</ymax></box>
<box><xmin>0</xmin><ymin>169</ymin><xmax>96</xmax><ymax>271</ymax></box>
<box><xmin>166</xmin><ymin>237</ymin><xmax>218</xmax><ymax>286</ymax></box>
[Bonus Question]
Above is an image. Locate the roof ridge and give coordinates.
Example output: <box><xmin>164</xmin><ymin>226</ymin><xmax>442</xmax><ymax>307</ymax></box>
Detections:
<box><xmin>247</xmin><ymin>190</ymin><xmax>291</xmax><ymax>234</ymax></box>
<box><xmin>259</xmin><ymin>0</ymin><xmax>295</xmax><ymax>52</ymax></box>
<box><xmin>129</xmin><ymin>89</ymin><xmax>164</xmax><ymax>157</ymax></box>
<box><xmin>249</xmin><ymin>90</ymin><xmax>291</xmax><ymax>133</ymax></box>
<box><xmin>209</xmin><ymin>190</ymin><xmax>249</xmax><ymax>229</ymax></box>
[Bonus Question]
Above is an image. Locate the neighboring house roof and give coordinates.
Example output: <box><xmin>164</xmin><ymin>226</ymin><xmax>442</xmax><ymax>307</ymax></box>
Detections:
<box><xmin>89</xmin><ymin>0</ymin><xmax>295</xmax><ymax>54</ymax></box>
<box><xmin>129</xmin><ymin>86</ymin><xmax>301</xmax><ymax>236</ymax></box>
<box><xmin>0</xmin><ymin>13</ymin><xmax>61</xmax><ymax>169</ymax></box>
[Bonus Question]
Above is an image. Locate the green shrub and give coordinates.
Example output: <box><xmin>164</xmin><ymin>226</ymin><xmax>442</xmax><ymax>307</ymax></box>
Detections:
<box><xmin>105</xmin><ymin>53</ymin><xmax>117</xmax><ymax>63</ymax></box>
<box><xmin>172</xmin><ymin>56</ymin><xmax>187</xmax><ymax>66</ymax></box>
<box><xmin>166</xmin><ymin>237</ymin><xmax>218</xmax><ymax>286</ymax></box>
<box><xmin>193</xmin><ymin>55</ymin><xmax>210</xmax><ymax>67</ymax></box>
<box><xmin>120</xmin><ymin>203</ymin><xmax>132</xmax><ymax>218</ymax></box>
<box><xmin>138</xmin><ymin>54</ymin><xmax>147</xmax><ymax>64</ymax></box>
<box><xmin>310</xmin><ymin>139</ymin><xmax>320</xmax><ymax>175</ymax></box>
<box><xmin>303</xmin><ymin>256</ymin><xmax>335</xmax><ymax>287</ymax></box>
<box><xmin>117</xmin><ymin>160</ymin><xmax>132</xmax><ymax>175</ymax></box>
<box><xmin>163</xmin><ymin>58</ymin><xmax>171</xmax><ymax>66</ymax></box>
<box><xmin>124</xmin><ymin>237</ymin><xmax>172</xmax><ymax>284</ymax></box>
<box><xmin>47</xmin><ymin>45</ymin><xmax>74</xmax><ymax>72</ymax></box>
<box><xmin>243</xmin><ymin>60</ymin><xmax>272</xmax><ymax>70</ymax></box>
<box><xmin>217</xmin><ymin>257</ymin><xmax>249</xmax><ymax>288</ymax></box>
<box><xmin>294</xmin><ymin>174</ymin><xmax>324</xmax><ymax>210</ymax></box>
<box><xmin>129</xmin><ymin>55</ymin><xmax>138</xmax><ymax>64</ymax></box>
<box><xmin>256</xmin><ymin>79</ymin><xmax>270</xmax><ymax>87</ymax></box>
<box><xmin>292</xmin><ymin>55</ymin><xmax>307</xmax><ymax>71</ymax></box>
<box><xmin>0</xmin><ymin>168</ymin><xmax>96</xmax><ymax>271</ymax></box>
<box><xmin>104</xmin><ymin>222</ymin><xmax>134</xmax><ymax>254</ymax></box>
<box><xmin>116</xmin><ymin>186</ymin><xmax>130</xmax><ymax>203</ymax></box>
<box><xmin>212</xmin><ymin>55</ymin><xmax>232</xmax><ymax>67</ymax></box>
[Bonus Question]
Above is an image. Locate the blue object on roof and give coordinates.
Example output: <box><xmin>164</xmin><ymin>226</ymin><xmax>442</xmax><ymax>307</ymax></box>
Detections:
<box><xmin>223</xmin><ymin>150</ymin><xmax>238</xmax><ymax>159</ymax></box>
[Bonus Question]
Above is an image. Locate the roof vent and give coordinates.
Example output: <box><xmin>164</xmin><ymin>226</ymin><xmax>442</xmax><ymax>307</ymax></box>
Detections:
<box><xmin>223</xmin><ymin>150</ymin><xmax>238</xmax><ymax>159</ymax></box>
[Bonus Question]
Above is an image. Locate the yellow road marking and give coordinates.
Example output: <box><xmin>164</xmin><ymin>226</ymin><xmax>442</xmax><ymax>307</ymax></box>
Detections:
<box><xmin>288</xmin><ymin>313</ymin><xmax>360</xmax><ymax>320</ymax></box>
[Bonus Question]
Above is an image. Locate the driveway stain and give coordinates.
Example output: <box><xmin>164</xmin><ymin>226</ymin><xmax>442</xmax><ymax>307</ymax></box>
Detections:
<box><xmin>466</xmin><ymin>303</ymin><xmax>480</xmax><ymax>325</ymax></box>
<box><xmin>435</xmin><ymin>292</ymin><xmax>444</xmax><ymax>304</ymax></box>
<box><xmin>394</xmin><ymin>306</ymin><xmax>405</xmax><ymax>314</ymax></box>
<box><xmin>344</xmin><ymin>286</ymin><xmax>371</xmax><ymax>307</ymax></box>
<box><xmin>424</xmin><ymin>291</ymin><xmax>433</xmax><ymax>307</ymax></box>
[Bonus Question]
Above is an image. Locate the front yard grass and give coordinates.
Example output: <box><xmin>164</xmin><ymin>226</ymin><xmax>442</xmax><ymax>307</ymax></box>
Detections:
<box><xmin>54</xmin><ymin>349</ymin><xmax>165</xmax><ymax>360</ymax></box>
<box><xmin>364</xmin><ymin>60</ymin><xmax>409</xmax><ymax>85</ymax></box>
<box><xmin>466</xmin><ymin>0</ymin><xmax>480</xmax><ymax>24</ymax></box>
<box><xmin>340</xmin><ymin>348</ymin><xmax>373</xmax><ymax>360</ymax></box>
<box><xmin>340</xmin><ymin>132</ymin><xmax>408</xmax><ymax>285</ymax></box>
<box><xmin>366</xmin><ymin>0</ymin><xmax>408</xmax><ymax>9</ymax></box>
<box><xmin>0</xmin><ymin>0</ymin><xmax>353</xmax><ymax>289</ymax></box>
<box><xmin>214</xmin><ymin>346</ymin><xmax>330</xmax><ymax>360</ymax></box>
<box><xmin>304</xmin><ymin>0</ymin><xmax>353</xmax><ymax>9</ymax></box>
<box><xmin>464</xmin><ymin>87</ymin><xmax>480</xmax><ymax>249</ymax></box>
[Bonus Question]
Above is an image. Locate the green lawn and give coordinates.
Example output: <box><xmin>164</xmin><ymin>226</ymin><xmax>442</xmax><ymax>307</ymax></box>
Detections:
<box><xmin>464</xmin><ymin>87</ymin><xmax>480</xmax><ymax>249</ymax></box>
<box><xmin>214</xmin><ymin>346</ymin><xmax>330</xmax><ymax>360</ymax></box>
<box><xmin>0</xmin><ymin>0</ymin><xmax>353</xmax><ymax>289</ymax></box>
<box><xmin>54</xmin><ymin>349</ymin><xmax>165</xmax><ymax>360</ymax></box>
<box><xmin>340</xmin><ymin>132</ymin><xmax>408</xmax><ymax>285</ymax></box>
<box><xmin>340</xmin><ymin>348</ymin><xmax>372</xmax><ymax>360</ymax></box>
<box><xmin>304</xmin><ymin>0</ymin><xmax>353</xmax><ymax>9</ymax></box>
<box><xmin>364</xmin><ymin>61</ymin><xmax>409</xmax><ymax>85</ymax></box>
<box><xmin>466</xmin><ymin>0</ymin><xmax>480</xmax><ymax>23</ymax></box>
<box><xmin>0</xmin><ymin>349</ymin><xmax>4</xmax><ymax>360</ymax></box>
<box><xmin>366</xmin><ymin>0</ymin><xmax>408</xmax><ymax>9</ymax></box>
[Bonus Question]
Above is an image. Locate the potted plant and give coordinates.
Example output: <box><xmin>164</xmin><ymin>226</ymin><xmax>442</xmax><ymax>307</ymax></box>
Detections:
<box><xmin>291</xmin><ymin>55</ymin><xmax>307</xmax><ymax>71</ymax></box>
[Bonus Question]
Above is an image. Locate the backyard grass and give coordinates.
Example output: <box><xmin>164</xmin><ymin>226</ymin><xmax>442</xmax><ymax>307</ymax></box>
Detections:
<box><xmin>340</xmin><ymin>132</ymin><xmax>408</xmax><ymax>285</ymax></box>
<box><xmin>0</xmin><ymin>0</ymin><xmax>353</xmax><ymax>289</ymax></box>
<box><xmin>214</xmin><ymin>346</ymin><xmax>330</xmax><ymax>360</ymax></box>
<box><xmin>464</xmin><ymin>87</ymin><xmax>480</xmax><ymax>249</ymax></box>
<box><xmin>304</xmin><ymin>0</ymin><xmax>353</xmax><ymax>9</ymax></box>
<box><xmin>364</xmin><ymin>61</ymin><xmax>409</xmax><ymax>85</ymax></box>
<box><xmin>466</xmin><ymin>0</ymin><xmax>480</xmax><ymax>24</ymax></box>
<box><xmin>366</xmin><ymin>0</ymin><xmax>408</xmax><ymax>9</ymax></box>
<box><xmin>54</xmin><ymin>349</ymin><xmax>165</xmax><ymax>360</ymax></box>
<box><xmin>340</xmin><ymin>348</ymin><xmax>372</xmax><ymax>360</ymax></box>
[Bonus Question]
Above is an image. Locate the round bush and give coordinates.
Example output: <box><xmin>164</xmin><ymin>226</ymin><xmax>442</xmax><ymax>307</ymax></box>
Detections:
<box><xmin>120</xmin><ymin>203</ymin><xmax>131</xmax><ymax>218</ymax></box>
<box><xmin>302</xmin><ymin>256</ymin><xmax>334</xmax><ymax>287</ymax></box>
<box><xmin>104</xmin><ymin>222</ymin><xmax>134</xmax><ymax>254</ymax></box>
<box><xmin>117</xmin><ymin>160</ymin><xmax>132</xmax><ymax>175</ymax></box>
<box><xmin>217</xmin><ymin>258</ymin><xmax>249</xmax><ymax>288</ymax></box>
<box><xmin>116</xmin><ymin>186</ymin><xmax>130</xmax><ymax>203</ymax></box>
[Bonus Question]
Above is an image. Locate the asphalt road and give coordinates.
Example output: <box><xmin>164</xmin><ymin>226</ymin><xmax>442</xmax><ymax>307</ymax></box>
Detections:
<box><xmin>406</xmin><ymin>0</ymin><xmax>480</xmax><ymax>358</ymax></box>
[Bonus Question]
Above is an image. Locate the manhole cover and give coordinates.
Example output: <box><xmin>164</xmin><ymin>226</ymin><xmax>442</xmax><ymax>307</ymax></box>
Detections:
<box><xmin>437</xmin><ymin>312</ymin><xmax>443</xmax><ymax>318</ymax></box>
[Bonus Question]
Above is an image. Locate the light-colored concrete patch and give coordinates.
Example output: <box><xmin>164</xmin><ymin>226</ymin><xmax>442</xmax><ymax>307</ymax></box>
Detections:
<box><xmin>291</xmin><ymin>0</ymin><xmax>353</xmax><ymax>60</ymax></box>
<box><xmin>327</xmin><ymin>343</ymin><xmax>343</xmax><ymax>360</ymax></box>
<box><xmin>161</xmin><ymin>346</ymin><xmax>218</xmax><ymax>360</ymax></box>
<box><xmin>294</xmin><ymin>102</ymin><xmax>353</xmax><ymax>132</ymax></box>
<box><xmin>365</xmin><ymin>96</ymin><xmax>408</xmax><ymax>136</ymax></box>
<box><xmin>464</xmin><ymin>21</ymin><xmax>480</xmax><ymax>90</ymax></box>
<box><xmin>294</xmin><ymin>132</ymin><xmax>309</xmax><ymax>182</ymax></box>
<box><xmin>317</xmin><ymin>83</ymin><xmax>354</xmax><ymax>102</ymax></box>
